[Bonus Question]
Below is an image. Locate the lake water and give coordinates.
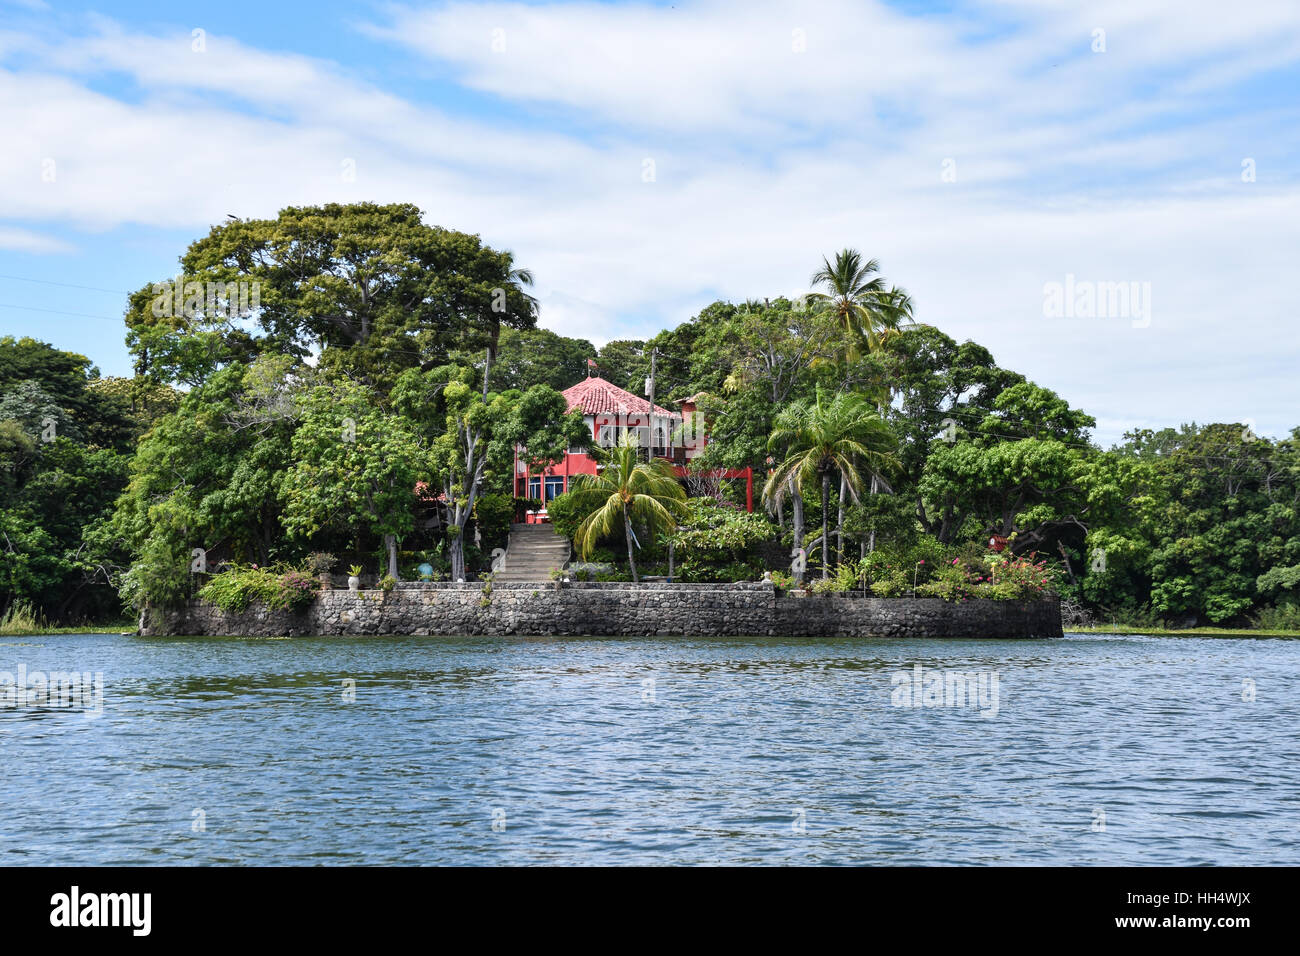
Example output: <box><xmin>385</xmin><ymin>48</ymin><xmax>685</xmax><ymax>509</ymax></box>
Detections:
<box><xmin>1</xmin><ymin>632</ymin><xmax>1296</xmax><ymax>865</ymax></box>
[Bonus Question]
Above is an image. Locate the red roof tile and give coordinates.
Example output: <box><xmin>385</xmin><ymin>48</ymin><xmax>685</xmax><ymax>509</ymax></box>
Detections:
<box><xmin>561</xmin><ymin>376</ymin><xmax>679</xmax><ymax>418</ymax></box>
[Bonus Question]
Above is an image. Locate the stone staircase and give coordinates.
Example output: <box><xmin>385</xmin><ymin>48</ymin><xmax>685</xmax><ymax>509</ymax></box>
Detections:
<box><xmin>493</xmin><ymin>523</ymin><xmax>571</xmax><ymax>583</ymax></box>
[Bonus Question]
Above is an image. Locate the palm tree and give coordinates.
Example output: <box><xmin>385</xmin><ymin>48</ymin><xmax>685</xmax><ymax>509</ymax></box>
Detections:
<box><xmin>762</xmin><ymin>388</ymin><xmax>898</xmax><ymax>579</ymax></box>
<box><xmin>482</xmin><ymin>253</ymin><xmax>538</xmax><ymax>397</ymax></box>
<box><xmin>808</xmin><ymin>249</ymin><xmax>914</xmax><ymax>358</ymax></box>
<box><xmin>567</xmin><ymin>436</ymin><xmax>690</xmax><ymax>583</ymax></box>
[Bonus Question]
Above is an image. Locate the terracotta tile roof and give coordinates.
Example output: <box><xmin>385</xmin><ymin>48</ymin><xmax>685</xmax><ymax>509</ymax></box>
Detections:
<box><xmin>561</xmin><ymin>376</ymin><xmax>679</xmax><ymax>418</ymax></box>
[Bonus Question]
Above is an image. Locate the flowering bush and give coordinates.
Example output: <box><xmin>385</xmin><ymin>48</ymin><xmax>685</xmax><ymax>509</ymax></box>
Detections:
<box><xmin>916</xmin><ymin>553</ymin><xmax>1061</xmax><ymax>601</ymax></box>
<box><xmin>979</xmin><ymin>554</ymin><xmax>1062</xmax><ymax>600</ymax></box>
<box><xmin>833</xmin><ymin>544</ymin><xmax>1062</xmax><ymax>602</ymax></box>
<box><xmin>271</xmin><ymin>569</ymin><xmax>320</xmax><ymax>610</ymax></box>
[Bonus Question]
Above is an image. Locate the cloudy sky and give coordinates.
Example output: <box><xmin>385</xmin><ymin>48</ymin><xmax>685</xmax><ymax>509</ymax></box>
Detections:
<box><xmin>2</xmin><ymin>0</ymin><xmax>1298</xmax><ymax>445</ymax></box>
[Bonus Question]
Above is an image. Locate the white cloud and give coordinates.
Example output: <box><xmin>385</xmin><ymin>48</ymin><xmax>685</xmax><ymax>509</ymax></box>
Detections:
<box><xmin>0</xmin><ymin>226</ymin><xmax>72</xmax><ymax>253</ymax></box>
<box><xmin>0</xmin><ymin>3</ymin><xmax>1297</xmax><ymax>444</ymax></box>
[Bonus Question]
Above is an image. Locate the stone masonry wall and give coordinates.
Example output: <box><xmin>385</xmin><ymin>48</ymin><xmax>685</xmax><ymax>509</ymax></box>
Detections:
<box><xmin>147</xmin><ymin>582</ymin><xmax>1063</xmax><ymax>639</ymax></box>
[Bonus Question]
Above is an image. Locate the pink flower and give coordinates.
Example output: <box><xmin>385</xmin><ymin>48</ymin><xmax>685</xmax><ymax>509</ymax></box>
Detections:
<box><xmin>952</xmin><ymin>558</ymin><xmax>960</xmax><ymax>565</ymax></box>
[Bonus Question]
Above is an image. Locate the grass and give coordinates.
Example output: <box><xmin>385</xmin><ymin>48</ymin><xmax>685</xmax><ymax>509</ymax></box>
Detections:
<box><xmin>0</xmin><ymin>600</ymin><xmax>133</xmax><ymax>636</ymax></box>
<box><xmin>1067</xmin><ymin>624</ymin><xmax>1300</xmax><ymax>639</ymax></box>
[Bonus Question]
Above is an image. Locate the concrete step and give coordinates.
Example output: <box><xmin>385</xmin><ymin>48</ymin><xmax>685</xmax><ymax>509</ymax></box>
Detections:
<box><xmin>501</xmin><ymin>525</ymin><xmax>569</xmax><ymax>583</ymax></box>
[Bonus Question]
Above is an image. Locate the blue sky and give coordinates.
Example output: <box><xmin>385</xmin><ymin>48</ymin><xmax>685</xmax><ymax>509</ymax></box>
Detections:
<box><xmin>2</xmin><ymin>0</ymin><xmax>1299</xmax><ymax>446</ymax></box>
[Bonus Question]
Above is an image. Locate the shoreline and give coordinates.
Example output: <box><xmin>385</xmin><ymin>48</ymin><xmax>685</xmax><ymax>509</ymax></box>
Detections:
<box><xmin>7</xmin><ymin>624</ymin><xmax>1299</xmax><ymax>640</ymax></box>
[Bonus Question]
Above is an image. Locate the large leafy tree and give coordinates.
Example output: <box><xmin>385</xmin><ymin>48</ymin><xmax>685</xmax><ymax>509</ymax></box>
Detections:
<box><xmin>0</xmin><ymin>338</ymin><xmax>144</xmax><ymax>620</ymax></box>
<box><xmin>763</xmin><ymin>388</ymin><xmax>898</xmax><ymax>579</ymax></box>
<box><xmin>282</xmin><ymin>374</ymin><xmax>423</xmax><ymax>579</ymax></box>
<box><xmin>594</xmin><ymin>339</ymin><xmax>647</xmax><ymax>392</ymax></box>
<box><xmin>1137</xmin><ymin>424</ymin><xmax>1300</xmax><ymax>623</ymax></box>
<box><xmin>101</xmin><ymin>358</ymin><xmax>300</xmax><ymax>613</ymax></box>
<box><xmin>489</xmin><ymin>327</ymin><xmax>596</xmax><ymax>392</ymax></box>
<box><xmin>124</xmin><ymin>202</ymin><xmax>537</xmax><ymax>391</ymax></box>
<box><xmin>684</xmin><ymin>299</ymin><xmax>838</xmax><ymax>472</ymax></box>
<box><xmin>567</xmin><ymin>438</ymin><xmax>689</xmax><ymax>583</ymax></box>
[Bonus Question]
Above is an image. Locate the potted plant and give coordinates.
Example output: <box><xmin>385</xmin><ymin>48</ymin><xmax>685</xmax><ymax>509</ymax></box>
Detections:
<box><xmin>347</xmin><ymin>565</ymin><xmax>363</xmax><ymax>591</ymax></box>
<box><xmin>307</xmin><ymin>552</ymin><xmax>336</xmax><ymax>589</ymax></box>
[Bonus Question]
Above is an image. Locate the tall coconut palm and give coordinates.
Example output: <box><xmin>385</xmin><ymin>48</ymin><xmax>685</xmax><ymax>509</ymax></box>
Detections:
<box><xmin>863</xmin><ymin>285</ymin><xmax>914</xmax><ymax>352</ymax></box>
<box><xmin>567</xmin><ymin>436</ymin><xmax>689</xmax><ymax>583</ymax></box>
<box><xmin>808</xmin><ymin>249</ymin><xmax>914</xmax><ymax>358</ymax></box>
<box><xmin>762</xmin><ymin>388</ymin><xmax>898</xmax><ymax>579</ymax></box>
<box><xmin>482</xmin><ymin>254</ymin><xmax>538</xmax><ymax>397</ymax></box>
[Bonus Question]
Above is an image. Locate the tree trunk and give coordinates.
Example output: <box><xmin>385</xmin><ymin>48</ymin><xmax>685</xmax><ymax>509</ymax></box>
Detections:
<box><xmin>384</xmin><ymin>534</ymin><xmax>398</xmax><ymax>580</ymax></box>
<box><xmin>448</xmin><ymin>435</ymin><xmax>486</xmax><ymax>582</ymax></box>
<box><xmin>835</xmin><ymin>472</ymin><xmax>846</xmax><ymax>568</ymax></box>
<box><xmin>868</xmin><ymin>474</ymin><xmax>880</xmax><ymax>553</ymax></box>
<box><xmin>449</xmin><ymin>533</ymin><xmax>465</xmax><ymax>582</ymax></box>
<box><xmin>1057</xmin><ymin>540</ymin><xmax>1078</xmax><ymax>588</ymax></box>
<box><xmin>482</xmin><ymin>321</ymin><xmax>501</xmax><ymax>398</ymax></box>
<box><xmin>789</xmin><ymin>475</ymin><xmax>806</xmax><ymax>585</ymax></box>
<box><xmin>821</xmin><ymin>472</ymin><xmax>831</xmax><ymax>580</ymax></box>
<box><xmin>623</xmin><ymin>503</ymin><xmax>639</xmax><ymax>583</ymax></box>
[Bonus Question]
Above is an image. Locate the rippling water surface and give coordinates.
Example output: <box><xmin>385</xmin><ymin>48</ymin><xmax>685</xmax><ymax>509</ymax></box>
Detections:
<box><xmin>1</xmin><ymin>632</ymin><xmax>1296</xmax><ymax>865</ymax></box>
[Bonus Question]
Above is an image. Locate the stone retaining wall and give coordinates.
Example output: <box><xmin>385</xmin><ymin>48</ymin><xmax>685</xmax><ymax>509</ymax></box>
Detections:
<box><xmin>146</xmin><ymin>582</ymin><xmax>1063</xmax><ymax>639</ymax></box>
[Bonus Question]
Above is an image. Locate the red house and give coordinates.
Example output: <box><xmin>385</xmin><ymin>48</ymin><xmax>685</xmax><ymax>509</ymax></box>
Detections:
<box><xmin>513</xmin><ymin>373</ymin><xmax>754</xmax><ymax>519</ymax></box>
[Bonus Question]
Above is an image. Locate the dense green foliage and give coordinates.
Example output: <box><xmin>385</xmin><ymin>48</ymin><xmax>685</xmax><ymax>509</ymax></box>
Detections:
<box><xmin>0</xmin><ymin>337</ymin><xmax>173</xmax><ymax>622</ymax></box>
<box><xmin>3</xmin><ymin>211</ymin><xmax>1296</xmax><ymax>629</ymax></box>
<box><xmin>198</xmin><ymin>564</ymin><xmax>319</xmax><ymax>613</ymax></box>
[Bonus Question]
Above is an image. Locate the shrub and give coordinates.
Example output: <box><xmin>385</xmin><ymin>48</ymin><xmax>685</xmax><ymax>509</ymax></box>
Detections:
<box><xmin>270</xmin><ymin>569</ymin><xmax>319</xmax><ymax>610</ymax></box>
<box><xmin>979</xmin><ymin>554</ymin><xmax>1062</xmax><ymax>601</ymax></box>
<box><xmin>870</xmin><ymin>569</ymin><xmax>912</xmax><ymax>597</ymax></box>
<box><xmin>379</xmin><ymin>574</ymin><xmax>397</xmax><ymax>593</ymax></box>
<box><xmin>671</xmin><ymin>499</ymin><xmax>777</xmax><ymax>560</ymax></box>
<box><xmin>473</xmin><ymin>493</ymin><xmax>514</xmax><ymax>551</ymax></box>
<box><xmin>807</xmin><ymin>576</ymin><xmax>849</xmax><ymax>595</ymax></box>
<box><xmin>858</xmin><ymin>551</ymin><xmax>915</xmax><ymax>597</ymax></box>
<box><xmin>1253</xmin><ymin>602</ymin><xmax>1300</xmax><ymax>631</ymax></box>
<box><xmin>514</xmin><ymin>497</ymin><xmax>544</xmax><ymax>521</ymax></box>
<box><xmin>198</xmin><ymin>564</ymin><xmax>280</xmax><ymax>612</ymax></box>
<box><xmin>916</xmin><ymin>562</ymin><xmax>977</xmax><ymax>601</ymax></box>
<box><xmin>198</xmin><ymin>563</ymin><xmax>320</xmax><ymax>613</ymax></box>
<box><xmin>545</xmin><ymin>492</ymin><xmax>586</xmax><ymax>541</ymax></box>
<box><xmin>567</xmin><ymin>562</ymin><xmax>611</xmax><ymax>581</ymax></box>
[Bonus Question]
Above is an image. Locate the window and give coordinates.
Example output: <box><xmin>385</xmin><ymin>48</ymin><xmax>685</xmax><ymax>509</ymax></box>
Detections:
<box><xmin>528</xmin><ymin>477</ymin><xmax>541</xmax><ymax>500</ymax></box>
<box><xmin>544</xmin><ymin>476</ymin><xmax>564</xmax><ymax>501</ymax></box>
